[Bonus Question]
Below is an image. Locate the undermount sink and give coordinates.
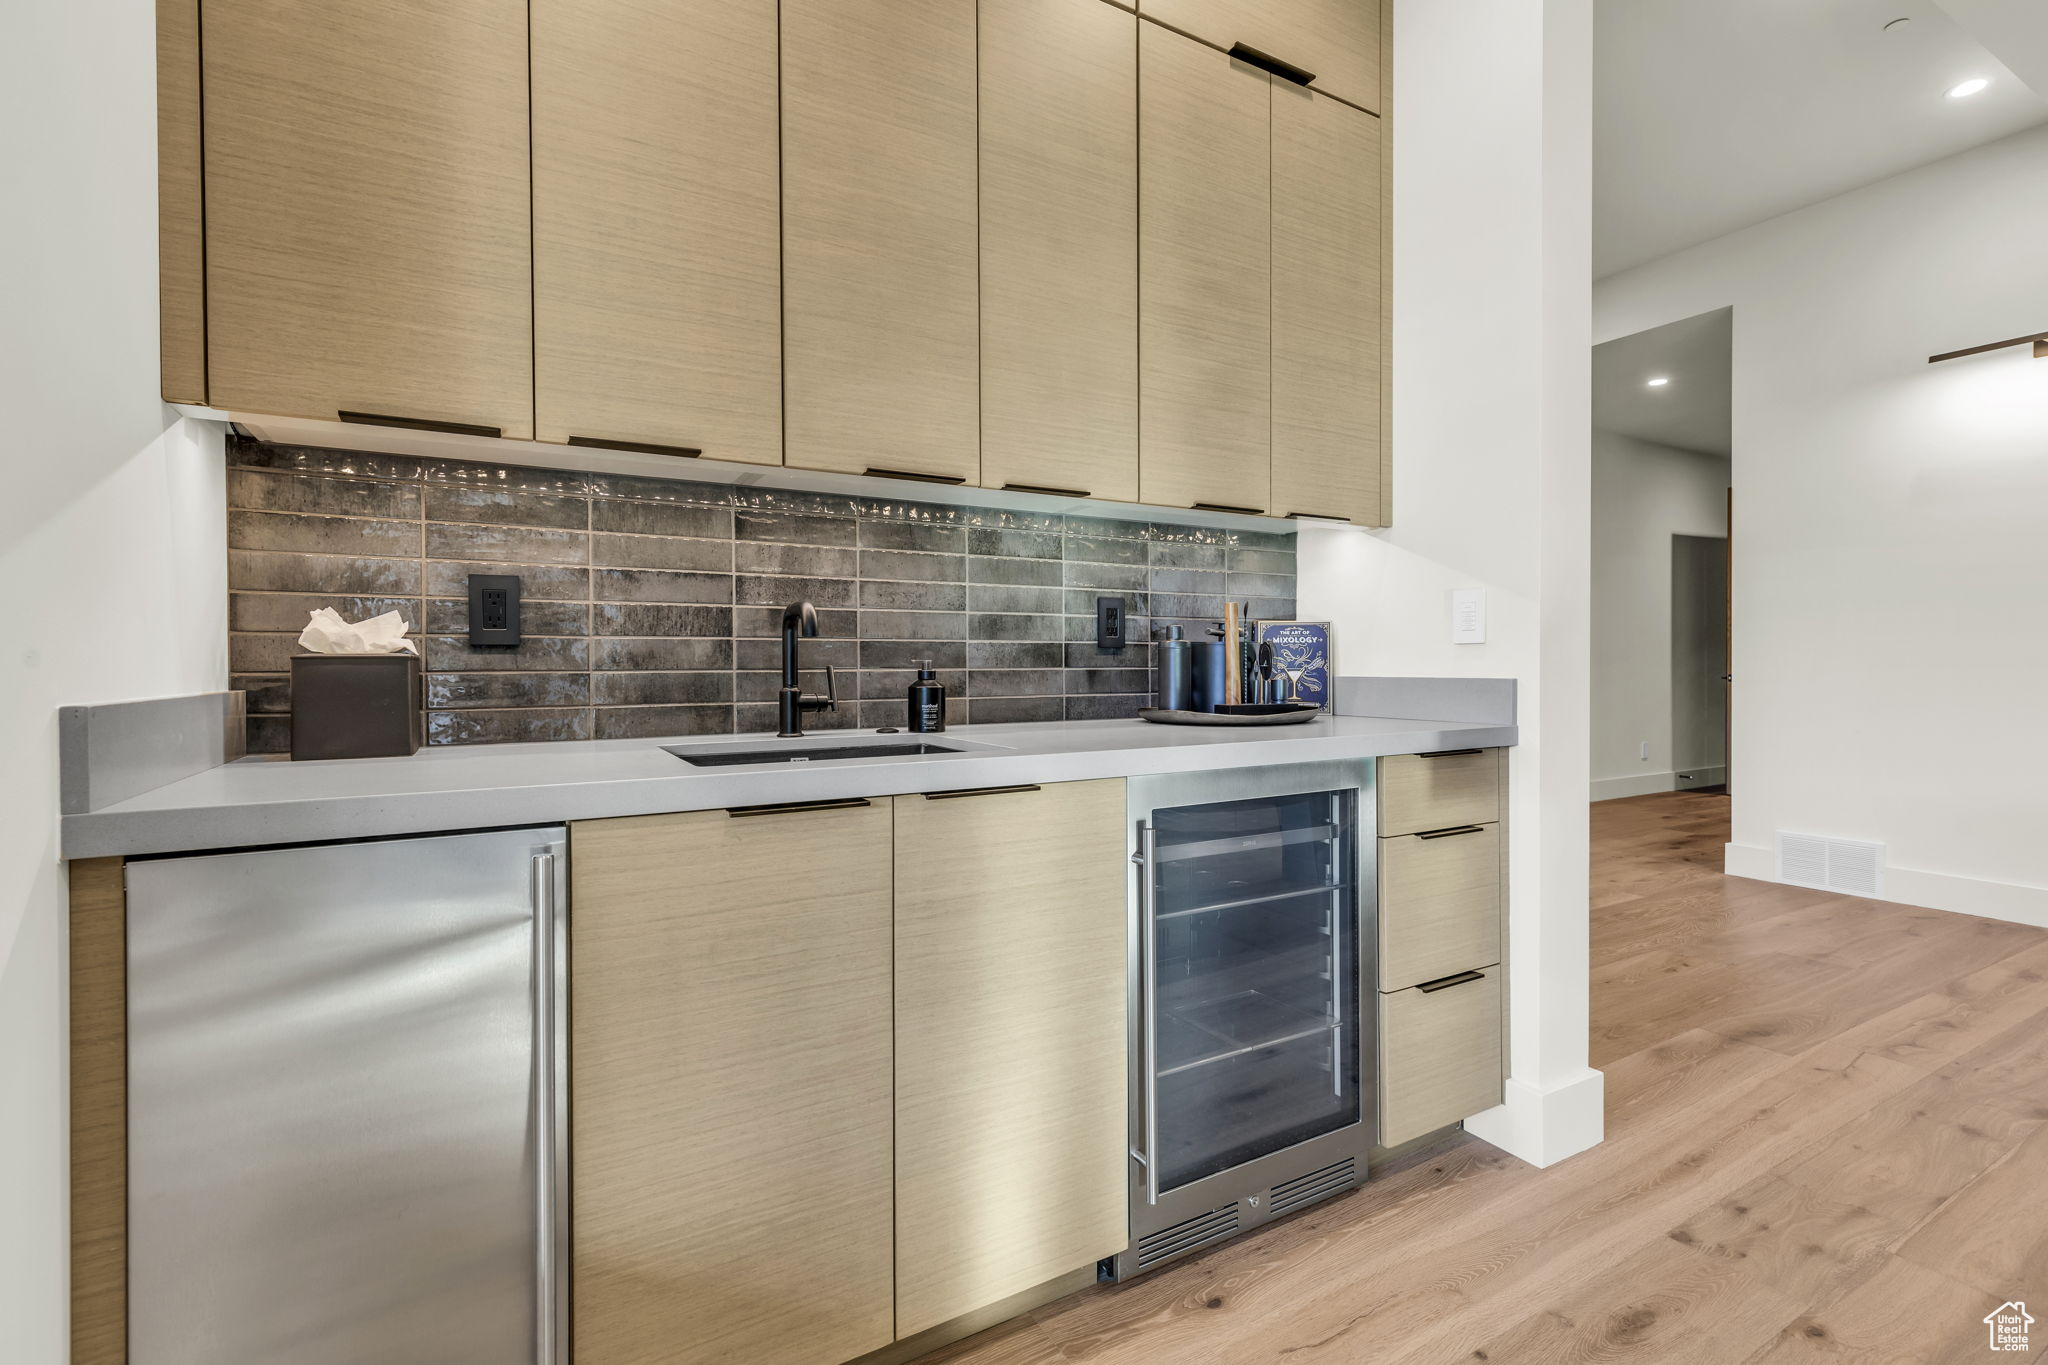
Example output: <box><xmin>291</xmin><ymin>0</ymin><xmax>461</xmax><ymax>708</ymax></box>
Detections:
<box><xmin>662</xmin><ymin>739</ymin><xmax>969</xmax><ymax>767</ymax></box>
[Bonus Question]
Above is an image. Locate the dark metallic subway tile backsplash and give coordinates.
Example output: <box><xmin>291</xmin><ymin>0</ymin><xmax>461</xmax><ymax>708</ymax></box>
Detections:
<box><xmin>223</xmin><ymin>436</ymin><xmax>1296</xmax><ymax>749</ymax></box>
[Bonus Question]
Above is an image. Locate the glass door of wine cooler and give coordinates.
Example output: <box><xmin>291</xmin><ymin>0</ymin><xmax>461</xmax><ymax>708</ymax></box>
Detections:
<box><xmin>1120</xmin><ymin>761</ymin><xmax>1375</xmax><ymax>1277</ymax></box>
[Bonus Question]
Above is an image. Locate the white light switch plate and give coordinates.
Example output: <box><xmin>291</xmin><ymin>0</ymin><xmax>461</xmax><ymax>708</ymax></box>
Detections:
<box><xmin>1451</xmin><ymin>589</ymin><xmax>1487</xmax><ymax>644</ymax></box>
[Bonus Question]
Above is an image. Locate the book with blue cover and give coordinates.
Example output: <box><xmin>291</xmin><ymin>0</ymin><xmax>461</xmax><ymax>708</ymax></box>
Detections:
<box><xmin>1253</xmin><ymin>620</ymin><xmax>1333</xmax><ymax>710</ymax></box>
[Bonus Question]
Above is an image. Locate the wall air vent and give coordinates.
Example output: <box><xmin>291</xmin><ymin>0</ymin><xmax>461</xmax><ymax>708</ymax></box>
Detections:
<box><xmin>1269</xmin><ymin>1158</ymin><xmax>1359</xmax><ymax>1215</ymax></box>
<box><xmin>1776</xmin><ymin>832</ymin><xmax>1884</xmax><ymax>897</ymax></box>
<box><xmin>1136</xmin><ymin>1204</ymin><xmax>1240</xmax><ymax>1270</ymax></box>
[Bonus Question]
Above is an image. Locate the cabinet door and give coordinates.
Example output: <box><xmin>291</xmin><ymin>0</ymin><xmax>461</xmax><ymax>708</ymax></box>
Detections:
<box><xmin>979</xmin><ymin>0</ymin><xmax>1138</xmax><ymax>503</ymax></box>
<box><xmin>570</xmin><ymin>803</ymin><xmax>895</xmax><ymax>1365</ymax></box>
<box><xmin>782</xmin><ymin>0</ymin><xmax>980</xmax><ymax>482</ymax></box>
<box><xmin>1139</xmin><ymin>0</ymin><xmax>1382</xmax><ymax>113</ymax></box>
<box><xmin>1272</xmin><ymin>86</ymin><xmax>1383</xmax><ymax>525</ymax></box>
<box><xmin>1138</xmin><ymin>27</ymin><xmax>1272</xmax><ymax>515</ymax></box>
<box><xmin>201</xmin><ymin>0</ymin><xmax>532</xmax><ymax>436</ymax></box>
<box><xmin>893</xmin><ymin>781</ymin><xmax>1129</xmax><ymax>1336</ymax></box>
<box><xmin>1379</xmin><ymin>967</ymin><xmax>1504</xmax><ymax>1147</ymax></box>
<box><xmin>533</xmin><ymin>0</ymin><xmax>782</xmax><ymax>465</ymax></box>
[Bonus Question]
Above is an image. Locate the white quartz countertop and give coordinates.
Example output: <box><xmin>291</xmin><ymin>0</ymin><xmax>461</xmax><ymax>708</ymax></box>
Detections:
<box><xmin>62</xmin><ymin>714</ymin><xmax>1517</xmax><ymax>859</ymax></box>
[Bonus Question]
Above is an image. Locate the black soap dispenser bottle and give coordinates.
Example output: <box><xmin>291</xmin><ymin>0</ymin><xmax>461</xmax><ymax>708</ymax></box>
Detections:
<box><xmin>907</xmin><ymin>661</ymin><xmax>947</xmax><ymax>733</ymax></box>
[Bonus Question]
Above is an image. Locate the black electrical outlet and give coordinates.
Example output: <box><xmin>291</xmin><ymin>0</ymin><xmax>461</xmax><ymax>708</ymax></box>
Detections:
<box><xmin>1095</xmin><ymin>595</ymin><xmax>1127</xmax><ymax>650</ymax></box>
<box><xmin>467</xmin><ymin>573</ymin><xmax>521</xmax><ymax>648</ymax></box>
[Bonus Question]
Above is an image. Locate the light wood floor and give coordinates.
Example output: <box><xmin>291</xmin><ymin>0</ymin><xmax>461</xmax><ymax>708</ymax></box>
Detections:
<box><xmin>927</xmin><ymin>791</ymin><xmax>2048</xmax><ymax>1364</ymax></box>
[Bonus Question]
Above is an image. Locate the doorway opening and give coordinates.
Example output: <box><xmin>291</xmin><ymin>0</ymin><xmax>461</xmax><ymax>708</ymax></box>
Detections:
<box><xmin>1589</xmin><ymin>307</ymin><xmax>1732</xmax><ymax>806</ymax></box>
<box><xmin>1670</xmin><ymin>532</ymin><xmax>1728</xmax><ymax>793</ymax></box>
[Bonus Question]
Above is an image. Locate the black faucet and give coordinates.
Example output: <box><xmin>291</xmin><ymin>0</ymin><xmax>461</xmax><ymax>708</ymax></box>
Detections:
<box><xmin>778</xmin><ymin>601</ymin><xmax>838</xmax><ymax>738</ymax></box>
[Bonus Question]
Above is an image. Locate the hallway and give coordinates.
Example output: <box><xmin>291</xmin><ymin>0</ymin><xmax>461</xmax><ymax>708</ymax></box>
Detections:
<box><xmin>932</xmin><ymin>792</ymin><xmax>2048</xmax><ymax>1364</ymax></box>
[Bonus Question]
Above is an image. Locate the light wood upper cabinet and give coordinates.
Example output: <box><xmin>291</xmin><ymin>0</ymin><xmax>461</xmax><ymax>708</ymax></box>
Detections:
<box><xmin>893</xmin><ymin>781</ymin><xmax>1129</xmax><ymax>1337</ymax></box>
<box><xmin>782</xmin><ymin>0</ymin><xmax>980</xmax><ymax>483</ymax></box>
<box><xmin>157</xmin><ymin>0</ymin><xmax>205</xmax><ymax>404</ymax></box>
<box><xmin>1138</xmin><ymin>0</ymin><xmax>1381</xmax><ymax>113</ymax></box>
<box><xmin>532</xmin><ymin>0</ymin><xmax>782</xmax><ymax>465</ymax></box>
<box><xmin>1138</xmin><ymin>27</ymin><xmax>1273</xmax><ymax>515</ymax></box>
<box><xmin>978</xmin><ymin>0</ymin><xmax>1138</xmax><ymax>503</ymax></box>
<box><xmin>200</xmin><ymin>0</ymin><xmax>533</xmax><ymax>436</ymax></box>
<box><xmin>1271</xmin><ymin>85</ymin><xmax>1383</xmax><ymax>525</ymax></box>
<box><xmin>570</xmin><ymin>803</ymin><xmax>896</xmax><ymax>1365</ymax></box>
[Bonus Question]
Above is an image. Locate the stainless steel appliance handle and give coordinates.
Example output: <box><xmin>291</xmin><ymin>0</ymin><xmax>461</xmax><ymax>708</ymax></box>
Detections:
<box><xmin>531</xmin><ymin>852</ymin><xmax>562</xmax><ymax>1365</ymax></box>
<box><xmin>1135</xmin><ymin>823</ymin><xmax>1161</xmax><ymax>1206</ymax></box>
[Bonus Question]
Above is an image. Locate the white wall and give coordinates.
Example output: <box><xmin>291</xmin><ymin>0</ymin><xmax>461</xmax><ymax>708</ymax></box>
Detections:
<box><xmin>1</xmin><ymin>0</ymin><xmax>228</xmax><ymax>1358</ymax></box>
<box><xmin>1596</xmin><ymin>123</ymin><xmax>2048</xmax><ymax>924</ymax></box>
<box><xmin>1589</xmin><ymin>429</ymin><xmax>1728</xmax><ymax>799</ymax></box>
<box><xmin>1297</xmin><ymin>0</ymin><xmax>1601</xmax><ymax>1167</ymax></box>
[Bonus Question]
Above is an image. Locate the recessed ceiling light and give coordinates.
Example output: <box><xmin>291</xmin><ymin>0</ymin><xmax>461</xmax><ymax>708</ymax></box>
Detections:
<box><xmin>1645</xmin><ymin>376</ymin><xmax>1670</xmax><ymax>388</ymax></box>
<box><xmin>1947</xmin><ymin>77</ymin><xmax>1991</xmax><ymax>100</ymax></box>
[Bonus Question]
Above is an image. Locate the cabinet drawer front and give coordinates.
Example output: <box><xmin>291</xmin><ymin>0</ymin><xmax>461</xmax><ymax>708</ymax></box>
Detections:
<box><xmin>1378</xmin><ymin>968</ymin><xmax>1503</xmax><ymax>1147</ymax></box>
<box><xmin>1378</xmin><ymin>750</ymin><xmax>1500</xmax><ymax>836</ymax></box>
<box><xmin>1379</xmin><ymin>825</ymin><xmax>1501</xmax><ymax>990</ymax></box>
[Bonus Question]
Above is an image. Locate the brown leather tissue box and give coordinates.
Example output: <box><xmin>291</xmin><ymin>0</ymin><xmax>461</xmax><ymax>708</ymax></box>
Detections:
<box><xmin>290</xmin><ymin>653</ymin><xmax>424</xmax><ymax>760</ymax></box>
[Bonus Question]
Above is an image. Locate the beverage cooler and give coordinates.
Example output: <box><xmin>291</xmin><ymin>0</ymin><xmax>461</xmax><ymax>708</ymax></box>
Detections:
<box><xmin>1112</xmin><ymin>760</ymin><xmax>1376</xmax><ymax>1279</ymax></box>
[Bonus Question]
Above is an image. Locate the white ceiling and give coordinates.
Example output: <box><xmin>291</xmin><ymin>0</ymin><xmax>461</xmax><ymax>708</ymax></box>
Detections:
<box><xmin>1595</xmin><ymin>0</ymin><xmax>2048</xmax><ymax>278</ymax></box>
<box><xmin>1592</xmin><ymin>309</ymin><xmax>1732</xmax><ymax>458</ymax></box>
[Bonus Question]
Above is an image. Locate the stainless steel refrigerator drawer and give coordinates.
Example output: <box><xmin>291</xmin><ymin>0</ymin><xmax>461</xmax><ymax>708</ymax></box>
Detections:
<box><xmin>126</xmin><ymin>827</ymin><xmax>568</xmax><ymax>1365</ymax></box>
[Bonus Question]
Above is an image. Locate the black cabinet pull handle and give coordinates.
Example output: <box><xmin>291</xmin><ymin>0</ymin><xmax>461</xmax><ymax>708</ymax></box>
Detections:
<box><xmin>1190</xmin><ymin>501</ymin><xmax>1266</xmax><ymax>516</ymax></box>
<box><xmin>923</xmin><ymin>784</ymin><xmax>1042</xmax><ymax>801</ymax></box>
<box><xmin>1286</xmin><ymin>511</ymin><xmax>1354</xmax><ymax>523</ymax></box>
<box><xmin>338</xmin><ymin>410</ymin><xmax>502</xmax><ymax>439</ymax></box>
<box><xmin>865</xmin><ymin>467</ymin><xmax>967</xmax><ymax>486</ymax></box>
<box><xmin>1416</xmin><ymin>825</ymin><xmax>1487</xmax><ymax>840</ymax></box>
<box><xmin>567</xmin><ymin>435</ymin><xmax>702</xmax><ymax>458</ymax></box>
<box><xmin>1002</xmin><ymin>482</ymin><xmax>1091</xmax><ymax>499</ymax></box>
<box><xmin>1415</xmin><ymin>970</ymin><xmax>1487</xmax><ymax>994</ymax></box>
<box><xmin>1228</xmin><ymin>42</ymin><xmax>1315</xmax><ymax>87</ymax></box>
<box><xmin>1419</xmin><ymin>748</ymin><xmax>1484</xmax><ymax>759</ymax></box>
<box><xmin>726</xmin><ymin>797</ymin><xmax>872</xmax><ymax>818</ymax></box>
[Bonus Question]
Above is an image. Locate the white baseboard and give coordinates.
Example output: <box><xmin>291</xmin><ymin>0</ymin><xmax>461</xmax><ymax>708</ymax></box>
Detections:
<box><xmin>1725</xmin><ymin>841</ymin><xmax>2048</xmax><ymax>928</ymax></box>
<box><xmin>1463</xmin><ymin>1067</ymin><xmax>1605</xmax><ymax>1168</ymax></box>
<box><xmin>1590</xmin><ymin>771</ymin><xmax>1676</xmax><ymax>802</ymax></box>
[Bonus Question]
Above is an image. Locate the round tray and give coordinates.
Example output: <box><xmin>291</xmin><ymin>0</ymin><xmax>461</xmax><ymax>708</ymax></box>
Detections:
<box><xmin>1138</xmin><ymin>704</ymin><xmax>1324</xmax><ymax>727</ymax></box>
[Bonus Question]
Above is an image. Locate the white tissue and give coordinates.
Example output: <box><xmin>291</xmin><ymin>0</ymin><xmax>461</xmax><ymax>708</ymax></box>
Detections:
<box><xmin>297</xmin><ymin>607</ymin><xmax>419</xmax><ymax>656</ymax></box>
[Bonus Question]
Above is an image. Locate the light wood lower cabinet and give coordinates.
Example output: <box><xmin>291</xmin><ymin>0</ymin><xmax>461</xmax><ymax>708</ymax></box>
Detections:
<box><xmin>781</xmin><ymin>0</ymin><xmax>981</xmax><ymax>483</ymax></box>
<box><xmin>532</xmin><ymin>0</ymin><xmax>782</xmax><ymax>465</ymax></box>
<box><xmin>1378</xmin><ymin>749</ymin><xmax>1503</xmax><ymax>836</ymax></box>
<box><xmin>1379</xmin><ymin>967</ymin><xmax>1504</xmax><ymax>1147</ymax></box>
<box><xmin>571</xmin><ymin>782</ymin><xmax>1129</xmax><ymax>1360</ymax></box>
<box><xmin>977</xmin><ymin>0</ymin><xmax>1138</xmax><ymax>503</ymax></box>
<box><xmin>1271</xmin><ymin>85</ymin><xmax>1383</xmax><ymax>525</ymax></box>
<box><xmin>570</xmin><ymin>802</ymin><xmax>896</xmax><ymax>1365</ymax></box>
<box><xmin>1380</xmin><ymin>824</ymin><xmax>1502</xmax><ymax>992</ymax></box>
<box><xmin>893</xmin><ymin>781</ymin><xmax>1129</xmax><ymax>1336</ymax></box>
<box><xmin>1137</xmin><ymin>24</ymin><xmax>1273</xmax><ymax>515</ymax></box>
<box><xmin>200</xmin><ymin>0</ymin><xmax>534</xmax><ymax>436</ymax></box>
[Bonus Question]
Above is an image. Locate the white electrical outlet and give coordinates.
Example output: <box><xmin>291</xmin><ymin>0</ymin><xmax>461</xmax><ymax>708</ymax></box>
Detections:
<box><xmin>1640</xmin><ymin>741</ymin><xmax>1650</xmax><ymax>762</ymax></box>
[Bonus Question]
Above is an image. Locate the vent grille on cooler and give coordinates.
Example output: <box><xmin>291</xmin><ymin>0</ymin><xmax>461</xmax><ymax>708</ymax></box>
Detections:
<box><xmin>1269</xmin><ymin>1157</ymin><xmax>1359</xmax><ymax>1215</ymax></box>
<box><xmin>1777</xmin><ymin>832</ymin><xmax>1884</xmax><ymax>897</ymax></box>
<box><xmin>1136</xmin><ymin>1204</ymin><xmax>1240</xmax><ymax>1269</ymax></box>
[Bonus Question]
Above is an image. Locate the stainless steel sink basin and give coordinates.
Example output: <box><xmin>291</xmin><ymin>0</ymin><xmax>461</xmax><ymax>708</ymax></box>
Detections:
<box><xmin>662</xmin><ymin>739</ymin><xmax>970</xmax><ymax>767</ymax></box>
